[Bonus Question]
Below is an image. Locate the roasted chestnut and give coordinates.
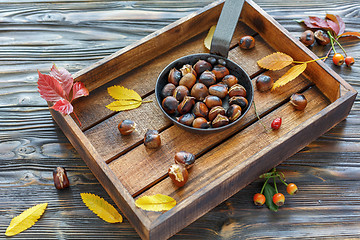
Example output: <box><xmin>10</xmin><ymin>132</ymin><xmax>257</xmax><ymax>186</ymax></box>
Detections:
<box><xmin>168</xmin><ymin>163</ymin><xmax>188</xmax><ymax>187</ymax></box>
<box><xmin>204</xmin><ymin>95</ymin><xmax>222</xmax><ymax>109</ymax></box>
<box><xmin>229</xmin><ymin>96</ymin><xmax>248</xmax><ymax>109</ymax></box>
<box><xmin>239</xmin><ymin>35</ymin><xmax>255</xmax><ymax>49</ymax></box>
<box><xmin>208</xmin><ymin>106</ymin><xmax>226</xmax><ymax>121</ymax></box>
<box><xmin>179</xmin><ymin>73</ymin><xmax>196</xmax><ymax>89</ymax></box>
<box><xmin>144</xmin><ymin>129</ymin><xmax>161</xmax><ymax>149</ymax></box>
<box><xmin>228</xmin><ymin>84</ymin><xmax>246</xmax><ymax>98</ymax></box>
<box><xmin>193</xmin><ymin>60</ymin><xmax>212</xmax><ymax>75</ymax></box>
<box><xmin>161</xmin><ymin>83</ymin><xmax>176</xmax><ymax>98</ymax></box>
<box><xmin>222</xmin><ymin>74</ymin><xmax>238</xmax><ymax>87</ymax></box>
<box><xmin>299</xmin><ymin>30</ymin><xmax>315</xmax><ymax>46</ymax></box>
<box><xmin>226</xmin><ymin>104</ymin><xmax>242</xmax><ymax>122</ymax></box>
<box><xmin>193</xmin><ymin>102</ymin><xmax>209</xmax><ymax>118</ymax></box>
<box><xmin>255</xmin><ymin>75</ymin><xmax>274</xmax><ymax>92</ymax></box>
<box><xmin>173</xmin><ymin>85</ymin><xmax>189</xmax><ymax>102</ymax></box>
<box><xmin>209</xmin><ymin>84</ymin><xmax>228</xmax><ymax>99</ymax></box>
<box><xmin>118</xmin><ymin>119</ymin><xmax>136</xmax><ymax>135</ymax></box>
<box><xmin>174</xmin><ymin>151</ymin><xmax>196</xmax><ymax>169</ymax></box>
<box><xmin>314</xmin><ymin>30</ymin><xmax>330</xmax><ymax>46</ymax></box>
<box><xmin>162</xmin><ymin>96</ymin><xmax>179</xmax><ymax>114</ymax></box>
<box><xmin>212</xmin><ymin>114</ymin><xmax>229</xmax><ymax>128</ymax></box>
<box><xmin>191</xmin><ymin>83</ymin><xmax>208</xmax><ymax>101</ymax></box>
<box><xmin>168</xmin><ymin>68</ymin><xmax>182</xmax><ymax>85</ymax></box>
<box><xmin>207</xmin><ymin>56</ymin><xmax>217</xmax><ymax>65</ymax></box>
<box><xmin>199</xmin><ymin>70</ymin><xmax>216</xmax><ymax>87</ymax></box>
<box><xmin>177</xmin><ymin>113</ymin><xmax>195</xmax><ymax>126</ymax></box>
<box><xmin>180</xmin><ymin>64</ymin><xmax>197</xmax><ymax>77</ymax></box>
<box><xmin>192</xmin><ymin>117</ymin><xmax>210</xmax><ymax>129</ymax></box>
<box><xmin>178</xmin><ymin>96</ymin><xmax>195</xmax><ymax>115</ymax></box>
<box><xmin>218</xmin><ymin>58</ymin><xmax>227</xmax><ymax>66</ymax></box>
<box><xmin>212</xmin><ymin>65</ymin><xmax>229</xmax><ymax>80</ymax></box>
<box><xmin>290</xmin><ymin>93</ymin><xmax>307</xmax><ymax>110</ymax></box>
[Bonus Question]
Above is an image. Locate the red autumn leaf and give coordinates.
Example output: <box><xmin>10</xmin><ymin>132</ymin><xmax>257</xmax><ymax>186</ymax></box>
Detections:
<box><xmin>304</xmin><ymin>16</ymin><xmax>330</xmax><ymax>30</ymax></box>
<box><xmin>37</xmin><ymin>70</ymin><xmax>66</xmax><ymax>102</ymax></box>
<box><xmin>50</xmin><ymin>65</ymin><xmax>74</xmax><ymax>98</ymax></box>
<box><xmin>326</xmin><ymin>14</ymin><xmax>345</xmax><ymax>35</ymax></box>
<box><xmin>326</xmin><ymin>19</ymin><xmax>340</xmax><ymax>35</ymax></box>
<box><xmin>72</xmin><ymin>82</ymin><xmax>89</xmax><ymax>101</ymax></box>
<box><xmin>339</xmin><ymin>32</ymin><xmax>360</xmax><ymax>39</ymax></box>
<box><xmin>51</xmin><ymin>99</ymin><xmax>73</xmax><ymax>115</ymax></box>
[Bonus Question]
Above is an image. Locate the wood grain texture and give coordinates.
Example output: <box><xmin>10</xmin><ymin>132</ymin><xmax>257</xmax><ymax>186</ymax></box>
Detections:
<box><xmin>0</xmin><ymin>0</ymin><xmax>359</xmax><ymax>239</ymax></box>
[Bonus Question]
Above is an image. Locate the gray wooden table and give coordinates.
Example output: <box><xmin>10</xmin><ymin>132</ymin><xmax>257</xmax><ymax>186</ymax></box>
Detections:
<box><xmin>1</xmin><ymin>0</ymin><xmax>359</xmax><ymax>239</ymax></box>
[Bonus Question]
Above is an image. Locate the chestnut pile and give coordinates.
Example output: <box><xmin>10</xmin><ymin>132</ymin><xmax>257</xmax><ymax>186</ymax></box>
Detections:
<box><xmin>160</xmin><ymin>57</ymin><xmax>248</xmax><ymax>129</ymax></box>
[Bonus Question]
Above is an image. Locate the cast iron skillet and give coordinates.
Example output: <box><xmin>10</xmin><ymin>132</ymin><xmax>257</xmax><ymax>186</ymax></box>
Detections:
<box><xmin>155</xmin><ymin>0</ymin><xmax>253</xmax><ymax>133</ymax></box>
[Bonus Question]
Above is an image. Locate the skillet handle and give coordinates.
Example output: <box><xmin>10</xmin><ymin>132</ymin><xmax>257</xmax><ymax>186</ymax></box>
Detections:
<box><xmin>210</xmin><ymin>0</ymin><xmax>245</xmax><ymax>58</ymax></box>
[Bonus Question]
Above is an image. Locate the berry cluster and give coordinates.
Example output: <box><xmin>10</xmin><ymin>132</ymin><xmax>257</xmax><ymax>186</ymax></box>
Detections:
<box><xmin>253</xmin><ymin>168</ymin><xmax>298</xmax><ymax>209</ymax></box>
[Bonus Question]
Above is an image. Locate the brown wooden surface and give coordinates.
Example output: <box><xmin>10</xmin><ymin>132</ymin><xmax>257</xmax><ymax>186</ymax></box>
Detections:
<box><xmin>1</xmin><ymin>0</ymin><xmax>360</xmax><ymax>239</ymax></box>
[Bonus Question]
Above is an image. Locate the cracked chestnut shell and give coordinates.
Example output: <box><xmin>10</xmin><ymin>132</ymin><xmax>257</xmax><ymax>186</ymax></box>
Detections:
<box><xmin>168</xmin><ymin>163</ymin><xmax>188</xmax><ymax>187</ymax></box>
<box><xmin>229</xmin><ymin>96</ymin><xmax>248</xmax><ymax>109</ymax></box>
<box><xmin>208</xmin><ymin>106</ymin><xmax>226</xmax><ymax>121</ymax></box>
<box><xmin>178</xmin><ymin>96</ymin><xmax>195</xmax><ymax>115</ymax></box>
<box><xmin>314</xmin><ymin>30</ymin><xmax>330</xmax><ymax>46</ymax></box>
<box><xmin>193</xmin><ymin>102</ymin><xmax>208</xmax><ymax>118</ymax></box>
<box><xmin>226</xmin><ymin>104</ymin><xmax>242</xmax><ymax>122</ymax></box>
<box><xmin>228</xmin><ymin>84</ymin><xmax>246</xmax><ymax>98</ymax></box>
<box><xmin>173</xmin><ymin>85</ymin><xmax>189</xmax><ymax>102</ymax></box>
<box><xmin>212</xmin><ymin>114</ymin><xmax>229</xmax><ymax>128</ymax></box>
<box><xmin>53</xmin><ymin>167</ymin><xmax>70</xmax><ymax>190</ymax></box>
<box><xmin>174</xmin><ymin>151</ymin><xmax>196</xmax><ymax>169</ymax></box>
<box><xmin>168</xmin><ymin>68</ymin><xmax>181</xmax><ymax>85</ymax></box>
<box><xmin>180</xmin><ymin>64</ymin><xmax>197</xmax><ymax>77</ymax></box>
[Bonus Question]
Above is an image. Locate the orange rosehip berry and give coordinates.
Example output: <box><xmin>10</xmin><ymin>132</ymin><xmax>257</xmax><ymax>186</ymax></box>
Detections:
<box><xmin>253</xmin><ymin>193</ymin><xmax>266</xmax><ymax>206</ymax></box>
<box><xmin>332</xmin><ymin>53</ymin><xmax>344</xmax><ymax>66</ymax></box>
<box><xmin>286</xmin><ymin>183</ymin><xmax>298</xmax><ymax>195</ymax></box>
<box><xmin>272</xmin><ymin>193</ymin><xmax>285</xmax><ymax>206</ymax></box>
<box><xmin>345</xmin><ymin>56</ymin><xmax>355</xmax><ymax>67</ymax></box>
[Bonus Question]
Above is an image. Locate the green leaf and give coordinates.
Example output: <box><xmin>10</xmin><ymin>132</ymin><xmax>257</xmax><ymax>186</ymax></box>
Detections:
<box><xmin>264</xmin><ymin>183</ymin><xmax>279</xmax><ymax>212</ymax></box>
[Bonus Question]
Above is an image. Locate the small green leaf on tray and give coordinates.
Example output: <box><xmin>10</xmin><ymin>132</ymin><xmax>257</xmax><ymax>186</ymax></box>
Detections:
<box><xmin>264</xmin><ymin>183</ymin><xmax>279</xmax><ymax>212</ymax></box>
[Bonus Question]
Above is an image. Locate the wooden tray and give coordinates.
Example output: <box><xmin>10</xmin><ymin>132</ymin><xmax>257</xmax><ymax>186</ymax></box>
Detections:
<box><xmin>49</xmin><ymin>0</ymin><xmax>357</xmax><ymax>239</ymax></box>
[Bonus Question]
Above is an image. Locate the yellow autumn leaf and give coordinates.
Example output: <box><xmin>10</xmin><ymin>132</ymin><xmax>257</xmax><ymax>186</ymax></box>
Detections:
<box><xmin>106</xmin><ymin>85</ymin><xmax>149</xmax><ymax>111</ymax></box>
<box><xmin>272</xmin><ymin>63</ymin><xmax>307</xmax><ymax>90</ymax></box>
<box><xmin>107</xmin><ymin>85</ymin><xmax>142</xmax><ymax>101</ymax></box>
<box><xmin>106</xmin><ymin>100</ymin><xmax>142</xmax><ymax>111</ymax></box>
<box><xmin>135</xmin><ymin>194</ymin><xmax>176</xmax><ymax>212</ymax></box>
<box><xmin>5</xmin><ymin>203</ymin><xmax>48</xmax><ymax>236</ymax></box>
<box><xmin>81</xmin><ymin>193</ymin><xmax>123</xmax><ymax>223</ymax></box>
<box><xmin>204</xmin><ymin>25</ymin><xmax>216</xmax><ymax>50</ymax></box>
<box><xmin>257</xmin><ymin>52</ymin><xmax>293</xmax><ymax>70</ymax></box>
